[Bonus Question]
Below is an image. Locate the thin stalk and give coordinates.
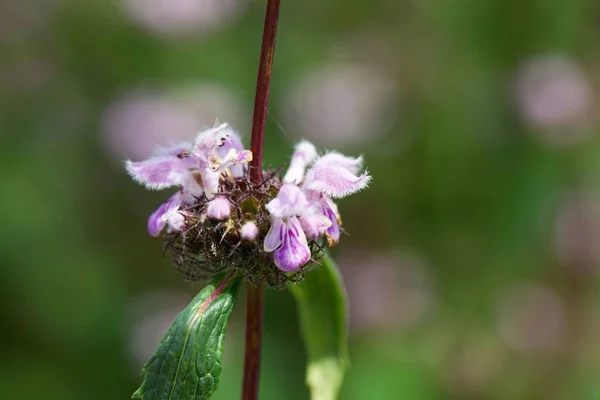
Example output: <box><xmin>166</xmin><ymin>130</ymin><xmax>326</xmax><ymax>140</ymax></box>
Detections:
<box><xmin>249</xmin><ymin>0</ymin><xmax>281</xmax><ymax>183</ymax></box>
<box><xmin>242</xmin><ymin>1</ymin><xmax>281</xmax><ymax>399</ymax></box>
<box><xmin>241</xmin><ymin>283</ymin><xmax>265</xmax><ymax>400</ymax></box>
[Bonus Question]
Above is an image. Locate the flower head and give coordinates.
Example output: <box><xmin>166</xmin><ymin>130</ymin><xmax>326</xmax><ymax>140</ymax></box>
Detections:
<box><xmin>125</xmin><ymin>125</ymin><xmax>370</xmax><ymax>287</ymax></box>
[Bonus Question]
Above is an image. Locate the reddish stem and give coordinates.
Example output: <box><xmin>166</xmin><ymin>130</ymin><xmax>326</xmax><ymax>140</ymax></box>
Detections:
<box><xmin>241</xmin><ymin>283</ymin><xmax>265</xmax><ymax>400</ymax></box>
<box><xmin>249</xmin><ymin>0</ymin><xmax>281</xmax><ymax>183</ymax></box>
<box><xmin>242</xmin><ymin>1</ymin><xmax>281</xmax><ymax>399</ymax></box>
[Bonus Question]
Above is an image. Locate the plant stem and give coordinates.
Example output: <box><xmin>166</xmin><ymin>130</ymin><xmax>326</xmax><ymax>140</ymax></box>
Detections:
<box><xmin>249</xmin><ymin>0</ymin><xmax>281</xmax><ymax>183</ymax></box>
<box><xmin>243</xmin><ymin>1</ymin><xmax>281</xmax><ymax>399</ymax></box>
<box><xmin>241</xmin><ymin>283</ymin><xmax>265</xmax><ymax>400</ymax></box>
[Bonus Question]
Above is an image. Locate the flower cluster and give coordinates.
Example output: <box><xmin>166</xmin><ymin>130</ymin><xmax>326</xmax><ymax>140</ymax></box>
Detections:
<box><xmin>125</xmin><ymin>123</ymin><xmax>370</xmax><ymax>286</ymax></box>
<box><xmin>126</xmin><ymin>123</ymin><xmax>252</xmax><ymax>236</ymax></box>
<box><xmin>264</xmin><ymin>141</ymin><xmax>371</xmax><ymax>271</ymax></box>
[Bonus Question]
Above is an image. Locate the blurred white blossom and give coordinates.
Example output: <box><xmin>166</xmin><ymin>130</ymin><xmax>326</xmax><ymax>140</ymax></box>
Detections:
<box><xmin>285</xmin><ymin>63</ymin><xmax>397</xmax><ymax>146</ymax></box>
<box><xmin>496</xmin><ymin>283</ymin><xmax>566</xmax><ymax>354</ymax></box>
<box><xmin>443</xmin><ymin>334</ymin><xmax>506</xmax><ymax>398</ymax></box>
<box><xmin>516</xmin><ymin>55</ymin><xmax>594</xmax><ymax>144</ymax></box>
<box><xmin>122</xmin><ymin>0</ymin><xmax>245</xmax><ymax>37</ymax></box>
<box><xmin>555</xmin><ymin>194</ymin><xmax>600</xmax><ymax>275</ymax></box>
<box><xmin>339</xmin><ymin>250</ymin><xmax>434</xmax><ymax>332</ymax></box>
<box><xmin>101</xmin><ymin>84</ymin><xmax>247</xmax><ymax>160</ymax></box>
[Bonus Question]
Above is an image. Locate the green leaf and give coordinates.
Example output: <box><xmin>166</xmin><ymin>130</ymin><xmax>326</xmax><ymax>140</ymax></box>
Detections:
<box><xmin>132</xmin><ymin>275</ymin><xmax>241</xmax><ymax>400</ymax></box>
<box><xmin>289</xmin><ymin>253</ymin><xmax>349</xmax><ymax>400</ymax></box>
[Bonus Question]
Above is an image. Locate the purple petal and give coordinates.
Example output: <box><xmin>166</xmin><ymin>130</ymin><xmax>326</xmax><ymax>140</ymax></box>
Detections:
<box><xmin>283</xmin><ymin>140</ymin><xmax>317</xmax><ymax>184</ymax></box>
<box><xmin>321</xmin><ymin>199</ymin><xmax>340</xmax><ymax>244</ymax></box>
<box><xmin>264</xmin><ymin>218</ymin><xmax>285</xmax><ymax>252</ymax></box>
<box><xmin>266</xmin><ymin>184</ymin><xmax>310</xmax><ymax>219</ymax></box>
<box><xmin>152</xmin><ymin>141</ymin><xmax>197</xmax><ymax>169</ymax></box>
<box><xmin>324</xmin><ymin>209</ymin><xmax>340</xmax><ymax>244</ymax></box>
<box><xmin>147</xmin><ymin>204</ymin><xmax>169</xmax><ymax>236</ymax></box>
<box><xmin>305</xmin><ymin>164</ymin><xmax>371</xmax><ymax>198</ymax></box>
<box><xmin>152</xmin><ymin>141</ymin><xmax>191</xmax><ymax>157</ymax></box>
<box><xmin>312</xmin><ymin>151</ymin><xmax>363</xmax><ymax>174</ymax></box>
<box><xmin>217</xmin><ymin>129</ymin><xmax>244</xmax><ymax>156</ymax></box>
<box><xmin>234</xmin><ymin>150</ymin><xmax>252</xmax><ymax>164</ymax></box>
<box><xmin>147</xmin><ymin>191</ymin><xmax>183</xmax><ymax>236</ymax></box>
<box><xmin>273</xmin><ymin>217</ymin><xmax>311</xmax><ymax>272</ymax></box>
<box><xmin>160</xmin><ymin>148</ymin><xmax>198</xmax><ymax>170</ymax></box>
<box><xmin>299</xmin><ymin>211</ymin><xmax>332</xmax><ymax>239</ymax></box>
<box><xmin>126</xmin><ymin>156</ymin><xmax>192</xmax><ymax>190</ymax></box>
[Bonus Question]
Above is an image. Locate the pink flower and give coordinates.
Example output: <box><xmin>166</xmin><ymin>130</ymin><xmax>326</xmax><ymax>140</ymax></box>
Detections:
<box><xmin>302</xmin><ymin>150</ymin><xmax>370</xmax><ymax>244</ymax></box>
<box><xmin>191</xmin><ymin>123</ymin><xmax>252</xmax><ymax>199</ymax></box>
<box><xmin>279</xmin><ymin>141</ymin><xmax>370</xmax><ymax>245</ymax></box>
<box><xmin>264</xmin><ymin>142</ymin><xmax>371</xmax><ymax>270</ymax></box>
<box><xmin>264</xmin><ymin>184</ymin><xmax>312</xmax><ymax>272</ymax></box>
<box><xmin>125</xmin><ymin>123</ymin><xmax>252</xmax><ymax>235</ymax></box>
<box><xmin>127</xmin><ymin>128</ymin><xmax>371</xmax><ymax>273</ymax></box>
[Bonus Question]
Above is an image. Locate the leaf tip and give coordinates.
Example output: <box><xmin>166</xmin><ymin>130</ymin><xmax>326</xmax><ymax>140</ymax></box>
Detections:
<box><xmin>307</xmin><ymin>357</ymin><xmax>348</xmax><ymax>400</ymax></box>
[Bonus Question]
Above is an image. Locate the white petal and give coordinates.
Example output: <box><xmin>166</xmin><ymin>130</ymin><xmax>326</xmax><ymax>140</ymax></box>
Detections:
<box><xmin>283</xmin><ymin>140</ymin><xmax>317</xmax><ymax>184</ymax></box>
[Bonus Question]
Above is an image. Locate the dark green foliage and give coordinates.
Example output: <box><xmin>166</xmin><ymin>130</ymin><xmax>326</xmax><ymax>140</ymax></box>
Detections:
<box><xmin>132</xmin><ymin>275</ymin><xmax>241</xmax><ymax>400</ymax></box>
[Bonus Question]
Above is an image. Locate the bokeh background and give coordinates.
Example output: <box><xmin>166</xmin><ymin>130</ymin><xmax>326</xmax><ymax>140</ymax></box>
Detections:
<box><xmin>1</xmin><ymin>0</ymin><xmax>599</xmax><ymax>399</ymax></box>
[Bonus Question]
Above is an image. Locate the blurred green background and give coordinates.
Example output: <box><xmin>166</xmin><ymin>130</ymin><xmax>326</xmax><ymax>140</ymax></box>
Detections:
<box><xmin>1</xmin><ymin>0</ymin><xmax>599</xmax><ymax>399</ymax></box>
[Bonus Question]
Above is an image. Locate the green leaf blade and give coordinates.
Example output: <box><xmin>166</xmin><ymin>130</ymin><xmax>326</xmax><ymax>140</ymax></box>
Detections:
<box><xmin>289</xmin><ymin>253</ymin><xmax>349</xmax><ymax>400</ymax></box>
<box><xmin>133</xmin><ymin>275</ymin><xmax>241</xmax><ymax>400</ymax></box>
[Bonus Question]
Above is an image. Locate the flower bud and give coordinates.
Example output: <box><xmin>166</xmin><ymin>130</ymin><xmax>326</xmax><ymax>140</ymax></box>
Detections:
<box><xmin>240</xmin><ymin>221</ymin><xmax>259</xmax><ymax>241</ymax></box>
<box><xmin>206</xmin><ymin>196</ymin><xmax>231</xmax><ymax>220</ymax></box>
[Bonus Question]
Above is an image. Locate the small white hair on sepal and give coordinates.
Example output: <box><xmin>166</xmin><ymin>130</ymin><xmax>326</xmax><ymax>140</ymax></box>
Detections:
<box><xmin>192</xmin><ymin>122</ymin><xmax>231</xmax><ymax>158</ymax></box>
<box><xmin>125</xmin><ymin>159</ymin><xmax>149</xmax><ymax>187</ymax></box>
<box><xmin>283</xmin><ymin>140</ymin><xmax>318</xmax><ymax>184</ymax></box>
<box><xmin>313</xmin><ymin>151</ymin><xmax>364</xmax><ymax>174</ymax></box>
<box><xmin>295</xmin><ymin>140</ymin><xmax>318</xmax><ymax>162</ymax></box>
<box><xmin>124</xmin><ymin>158</ymin><xmax>182</xmax><ymax>191</ymax></box>
<box><xmin>308</xmin><ymin>170</ymin><xmax>371</xmax><ymax>198</ymax></box>
<box><xmin>194</xmin><ymin>122</ymin><xmax>229</xmax><ymax>140</ymax></box>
